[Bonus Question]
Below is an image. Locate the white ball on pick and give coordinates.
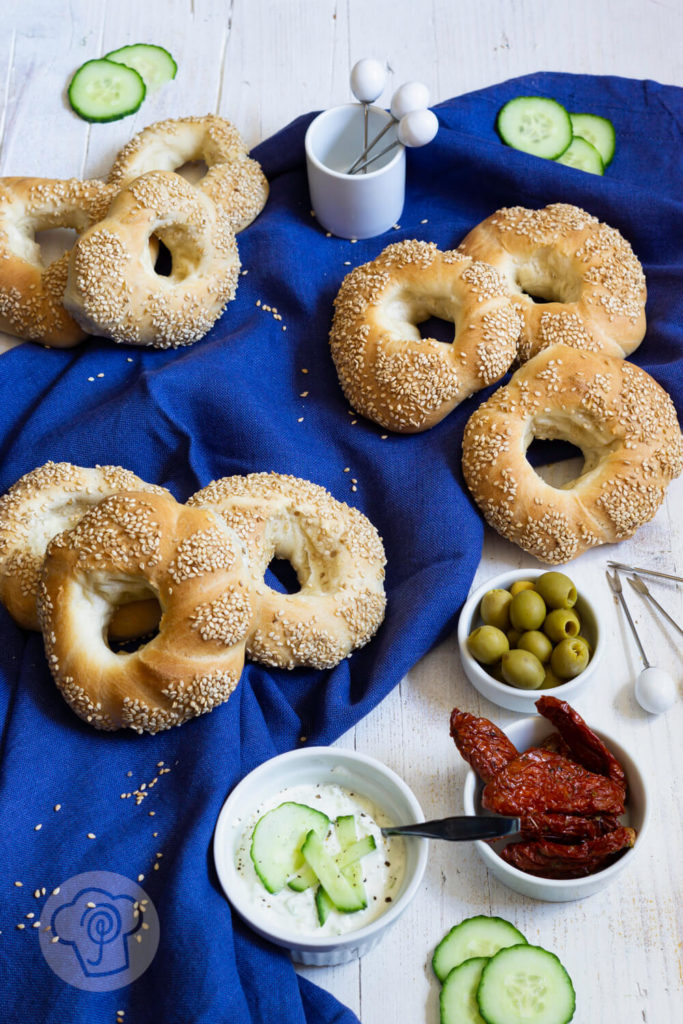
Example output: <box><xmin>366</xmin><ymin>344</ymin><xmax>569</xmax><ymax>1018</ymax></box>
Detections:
<box><xmin>390</xmin><ymin>81</ymin><xmax>430</xmax><ymax>120</ymax></box>
<box><xmin>634</xmin><ymin>666</ymin><xmax>677</xmax><ymax>714</ymax></box>
<box><xmin>397</xmin><ymin>108</ymin><xmax>439</xmax><ymax>148</ymax></box>
<box><xmin>350</xmin><ymin>58</ymin><xmax>386</xmax><ymax>103</ymax></box>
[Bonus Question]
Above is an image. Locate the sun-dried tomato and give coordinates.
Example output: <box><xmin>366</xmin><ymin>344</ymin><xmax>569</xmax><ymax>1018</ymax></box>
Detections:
<box><xmin>536</xmin><ymin>695</ymin><xmax>626</xmax><ymax>787</ymax></box>
<box><xmin>482</xmin><ymin>748</ymin><xmax>625</xmax><ymax>816</ymax></box>
<box><xmin>450</xmin><ymin>708</ymin><xmax>518</xmax><ymax>784</ymax></box>
<box><xmin>518</xmin><ymin>810</ymin><xmax>621</xmax><ymax>841</ymax></box>
<box><xmin>501</xmin><ymin>826</ymin><xmax>636</xmax><ymax>878</ymax></box>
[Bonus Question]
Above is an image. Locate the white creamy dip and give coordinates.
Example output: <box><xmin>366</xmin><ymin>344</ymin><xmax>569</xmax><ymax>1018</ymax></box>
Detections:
<box><xmin>232</xmin><ymin>781</ymin><xmax>406</xmax><ymax>937</ymax></box>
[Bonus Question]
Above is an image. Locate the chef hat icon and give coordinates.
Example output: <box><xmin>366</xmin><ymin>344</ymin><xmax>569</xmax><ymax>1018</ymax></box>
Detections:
<box><xmin>52</xmin><ymin>887</ymin><xmax>140</xmax><ymax>978</ymax></box>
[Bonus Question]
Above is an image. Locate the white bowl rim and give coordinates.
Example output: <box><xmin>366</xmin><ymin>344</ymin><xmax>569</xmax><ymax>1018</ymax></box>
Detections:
<box><xmin>457</xmin><ymin>567</ymin><xmax>604</xmax><ymax>705</ymax></box>
<box><xmin>213</xmin><ymin>745</ymin><xmax>428</xmax><ymax>950</ymax></box>
<box><xmin>462</xmin><ymin>714</ymin><xmax>650</xmax><ymax>891</ymax></box>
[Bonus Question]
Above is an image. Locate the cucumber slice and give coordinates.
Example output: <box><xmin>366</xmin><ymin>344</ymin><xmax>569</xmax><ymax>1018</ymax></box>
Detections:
<box><xmin>336</xmin><ymin>834</ymin><xmax>376</xmax><ymax>870</ymax></box>
<box><xmin>287</xmin><ymin>826</ymin><xmax>376</xmax><ymax>891</ymax></box>
<box><xmin>476</xmin><ymin>945</ymin><xmax>576</xmax><ymax>1024</ymax></box>
<box><xmin>315</xmin><ymin>886</ymin><xmax>336</xmax><ymax>926</ymax></box>
<box><xmin>440</xmin><ymin>957</ymin><xmax>488</xmax><ymax>1024</ymax></box>
<box><xmin>432</xmin><ymin>916</ymin><xmax>527</xmax><ymax>984</ymax></box>
<box><xmin>497</xmin><ymin>96</ymin><xmax>572</xmax><ymax>159</ymax></box>
<box><xmin>105</xmin><ymin>43</ymin><xmax>177</xmax><ymax>92</ymax></box>
<box><xmin>301</xmin><ymin>830</ymin><xmax>366</xmax><ymax>913</ymax></box>
<box><xmin>250</xmin><ymin>802</ymin><xmax>329</xmax><ymax>894</ymax></box>
<box><xmin>556</xmin><ymin>136</ymin><xmax>605</xmax><ymax>175</ymax></box>
<box><xmin>68</xmin><ymin>58</ymin><xmax>146</xmax><ymax>123</ymax></box>
<box><xmin>569</xmin><ymin>113</ymin><xmax>616</xmax><ymax>166</ymax></box>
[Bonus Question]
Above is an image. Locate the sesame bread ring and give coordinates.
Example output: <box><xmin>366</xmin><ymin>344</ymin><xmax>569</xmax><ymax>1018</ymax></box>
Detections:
<box><xmin>0</xmin><ymin>461</ymin><xmax>169</xmax><ymax>635</ymax></box>
<box><xmin>457</xmin><ymin>203</ymin><xmax>646</xmax><ymax>363</ymax></box>
<box><xmin>108</xmin><ymin>115</ymin><xmax>269</xmax><ymax>233</ymax></box>
<box><xmin>462</xmin><ymin>344</ymin><xmax>683</xmax><ymax>564</ymax></box>
<box><xmin>63</xmin><ymin>170</ymin><xmax>240</xmax><ymax>348</ymax></box>
<box><xmin>0</xmin><ymin>176</ymin><xmax>115</xmax><ymax>346</ymax></box>
<box><xmin>188</xmin><ymin>472</ymin><xmax>386</xmax><ymax>670</ymax></box>
<box><xmin>329</xmin><ymin>240</ymin><xmax>522</xmax><ymax>433</ymax></box>
<box><xmin>38</xmin><ymin>491</ymin><xmax>254</xmax><ymax>733</ymax></box>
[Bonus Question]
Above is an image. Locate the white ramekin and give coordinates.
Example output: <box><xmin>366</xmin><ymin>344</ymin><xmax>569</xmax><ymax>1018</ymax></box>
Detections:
<box><xmin>213</xmin><ymin>746</ymin><xmax>428</xmax><ymax>965</ymax></box>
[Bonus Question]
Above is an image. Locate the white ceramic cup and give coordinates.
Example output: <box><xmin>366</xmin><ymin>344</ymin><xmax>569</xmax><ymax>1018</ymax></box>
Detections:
<box><xmin>305</xmin><ymin>103</ymin><xmax>405</xmax><ymax>239</ymax></box>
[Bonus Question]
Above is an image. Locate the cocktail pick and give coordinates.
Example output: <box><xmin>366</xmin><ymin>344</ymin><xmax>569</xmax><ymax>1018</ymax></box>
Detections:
<box><xmin>606</xmin><ymin>569</ymin><xmax>677</xmax><ymax>714</ymax></box>
<box><xmin>350</xmin><ymin>108</ymin><xmax>439</xmax><ymax>174</ymax></box>
<box><xmin>347</xmin><ymin>80</ymin><xmax>430</xmax><ymax>173</ymax></box>
<box><xmin>349</xmin><ymin>58</ymin><xmax>387</xmax><ymax>173</ymax></box>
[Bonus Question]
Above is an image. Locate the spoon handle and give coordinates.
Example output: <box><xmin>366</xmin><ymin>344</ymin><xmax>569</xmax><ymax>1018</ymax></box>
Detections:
<box><xmin>381</xmin><ymin>815</ymin><xmax>520</xmax><ymax>841</ymax></box>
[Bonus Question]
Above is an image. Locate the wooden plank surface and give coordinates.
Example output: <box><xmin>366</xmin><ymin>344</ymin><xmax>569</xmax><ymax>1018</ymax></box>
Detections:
<box><xmin>1</xmin><ymin>2</ymin><xmax>682</xmax><ymax>1022</ymax></box>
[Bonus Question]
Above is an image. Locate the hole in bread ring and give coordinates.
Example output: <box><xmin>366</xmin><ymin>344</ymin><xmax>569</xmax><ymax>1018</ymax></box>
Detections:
<box><xmin>457</xmin><ymin>203</ymin><xmax>647</xmax><ymax>363</ymax></box>
<box><xmin>38</xmin><ymin>492</ymin><xmax>254</xmax><ymax>733</ymax></box>
<box><xmin>0</xmin><ymin>177</ymin><xmax>115</xmax><ymax>346</ymax></box>
<box><xmin>108</xmin><ymin>115</ymin><xmax>269</xmax><ymax>233</ymax></box>
<box><xmin>0</xmin><ymin>462</ymin><xmax>171</xmax><ymax>633</ymax></box>
<box><xmin>188</xmin><ymin>472</ymin><xmax>387</xmax><ymax>670</ymax></box>
<box><xmin>462</xmin><ymin>344</ymin><xmax>683</xmax><ymax>564</ymax></box>
<box><xmin>330</xmin><ymin>240</ymin><xmax>522</xmax><ymax>433</ymax></box>
<box><xmin>63</xmin><ymin>171</ymin><xmax>241</xmax><ymax>348</ymax></box>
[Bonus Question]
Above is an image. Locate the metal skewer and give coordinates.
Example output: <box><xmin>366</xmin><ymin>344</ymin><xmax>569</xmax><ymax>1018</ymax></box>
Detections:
<box><xmin>606</xmin><ymin>570</ymin><xmax>649</xmax><ymax>665</ymax></box>
<box><xmin>628</xmin><ymin>575</ymin><xmax>683</xmax><ymax>638</ymax></box>
<box><xmin>347</xmin><ymin>80</ymin><xmax>429</xmax><ymax>173</ymax></box>
<box><xmin>606</xmin><ymin>569</ymin><xmax>677</xmax><ymax>713</ymax></box>
<box><xmin>607</xmin><ymin>560</ymin><xmax>683</xmax><ymax>585</ymax></box>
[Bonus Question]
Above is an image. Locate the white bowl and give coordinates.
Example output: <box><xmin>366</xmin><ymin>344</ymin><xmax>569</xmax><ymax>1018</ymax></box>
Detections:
<box><xmin>462</xmin><ymin>714</ymin><xmax>649</xmax><ymax>901</ymax></box>
<box><xmin>213</xmin><ymin>747</ymin><xmax>428</xmax><ymax>965</ymax></box>
<box><xmin>457</xmin><ymin>568</ymin><xmax>604</xmax><ymax>713</ymax></box>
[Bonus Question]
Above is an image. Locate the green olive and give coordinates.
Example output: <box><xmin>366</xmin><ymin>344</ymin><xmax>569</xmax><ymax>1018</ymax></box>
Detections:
<box><xmin>509</xmin><ymin>589</ymin><xmax>546</xmax><ymax>632</ymax></box>
<box><xmin>507</xmin><ymin>628</ymin><xmax>523</xmax><ymax>648</ymax></box>
<box><xmin>543</xmin><ymin>608</ymin><xmax>581</xmax><ymax>642</ymax></box>
<box><xmin>550</xmin><ymin>637</ymin><xmax>590</xmax><ymax>680</ymax></box>
<box><xmin>467</xmin><ymin>625</ymin><xmax>509</xmax><ymax>665</ymax></box>
<box><xmin>480</xmin><ymin>588</ymin><xmax>513</xmax><ymax>631</ymax></box>
<box><xmin>540</xmin><ymin>666</ymin><xmax>564</xmax><ymax>690</ymax></box>
<box><xmin>517</xmin><ymin>629</ymin><xmax>553</xmax><ymax>664</ymax></box>
<box><xmin>501</xmin><ymin>649</ymin><xmax>545</xmax><ymax>689</ymax></box>
<box><xmin>535</xmin><ymin>571</ymin><xmax>578</xmax><ymax>610</ymax></box>
<box><xmin>577</xmin><ymin>635</ymin><xmax>593</xmax><ymax>657</ymax></box>
<box><xmin>509</xmin><ymin>579</ymin><xmax>536</xmax><ymax>596</ymax></box>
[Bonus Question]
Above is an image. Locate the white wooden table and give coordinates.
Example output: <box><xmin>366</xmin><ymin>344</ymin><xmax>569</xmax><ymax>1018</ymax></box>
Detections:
<box><xmin>2</xmin><ymin>2</ymin><xmax>682</xmax><ymax>1021</ymax></box>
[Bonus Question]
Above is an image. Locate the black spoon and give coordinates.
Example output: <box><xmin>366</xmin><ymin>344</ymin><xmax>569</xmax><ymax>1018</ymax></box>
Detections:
<box><xmin>381</xmin><ymin>815</ymin><xmax>520</xmax><ymax>841</ymax></box>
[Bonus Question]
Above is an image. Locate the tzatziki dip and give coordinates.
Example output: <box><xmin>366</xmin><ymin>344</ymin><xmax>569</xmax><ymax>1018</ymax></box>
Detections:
<box><xmin>232</xmin><ymin>781</ymin><xmax>406</xmax><ymax>937</ymax></box>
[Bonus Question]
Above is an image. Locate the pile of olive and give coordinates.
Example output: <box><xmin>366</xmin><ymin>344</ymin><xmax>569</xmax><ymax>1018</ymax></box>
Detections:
<box><xmin>466</xmin><ymin>572</ymin><xmax>591</xmax><ymax>690</ymax></box>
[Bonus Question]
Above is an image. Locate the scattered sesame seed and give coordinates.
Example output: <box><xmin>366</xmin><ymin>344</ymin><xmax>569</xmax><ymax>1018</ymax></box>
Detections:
<box><xmin>51</xmin><ymin>935</ymin><xmax>59</xmax><ymax>943</ymax></box>
<box><xmin>138</xmin><ymin>874</ymin><xmax>144</xmax><ymax>882</ymax></box>
<box><xmin>420</xmin><ymin>219</ymin><xmax>428</xmax><ymax>224</ymax></box>
<box><xmin>34</xmin><ymin>889</ymin><xmax>41</xmax><ymax>898</ymax></box>
<box><xmin>301</xmin><ymin>368</ymin><xmax>308</xmax><ymax>373</ymax></box>
<box><xmin>16</xmin><ymin>923</ymin><xmax>25</xmax><ymax>930</ymax></box>
<box><xmin>52</xmin><ymin>887</ymin><xmax>60</xmax><ymax>895</ymax></box>
<box><xmin>14</xmin><ymin>881</ymin><xmax>23</xmax><ymax>888</ymax></box>
<box><xmin>32</xmin><ymin>921</ymin><xmax>41</xmax><ymax>928</ymax></box>
<box><xmin>87</xmin><ymin>833</ymin><xmax>96</xmax><ymax>839</ymax></box>
<box><xmin>26</xmin><ymin>913</ymin><xmax>35</xmax><ymax>919</ymax></box>
<box><xmin>87</xmin><ymin>376</ymin><xmax>95</xmax><ymax>382</ymax></box>
<box><xmin>297</xmin><ymin>417</ymin><xmax>304</xmax><ymax>423</ymax></box>
<box><xmin>54</xmin><ymin>804</ymin><xmax>61</xmax><ymax>812</ymax></box>
<box><xmin>34</xmin><ymin>824</ymin><xmax>42</xmax><ymax>831</ymax></box>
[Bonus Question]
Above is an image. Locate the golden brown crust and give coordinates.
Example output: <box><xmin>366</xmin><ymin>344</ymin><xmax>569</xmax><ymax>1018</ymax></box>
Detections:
<box><xmin>461</xmin><ymin>344</ymin><xmax>683</xmax><ymax>563</ymax></box>
<box><xmin>188</xmin><ymin>472</ymin><xmax>386</xmax><ymax>669</ymax></box>
<box><xmin>457</xmin><ymin>203</ymin><xmax>646</xmax><ymax>362</ymax></box>
<box><xmin>0</xmin><ymin>462</ymin><xmax>170</xmax><ymax>631</ymax></box>
<box><xmin>329</xmin><ymin>240</ymin><xmax>521</xmax><ymax>433</ymax></box>
<box><xmin>108</xmin><ymin>115</ymin><xmax>269</xmax><ymax>233</ymax></box>
<box><xmin>0</xmin><ymin>177</ymin><xmax>116</xmax><ymax>346</ymax></box>
<box><xmin>38</xmin><ymin>491</ymin><xmax>253</xmax><ymax>732</ymax></box>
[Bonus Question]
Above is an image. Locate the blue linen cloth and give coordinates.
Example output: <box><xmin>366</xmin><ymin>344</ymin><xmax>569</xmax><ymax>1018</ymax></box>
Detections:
<box><xmin>0</xmin><ymin>71</ymin><xmax>681</xmax><ymax>1021</ymax></box>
